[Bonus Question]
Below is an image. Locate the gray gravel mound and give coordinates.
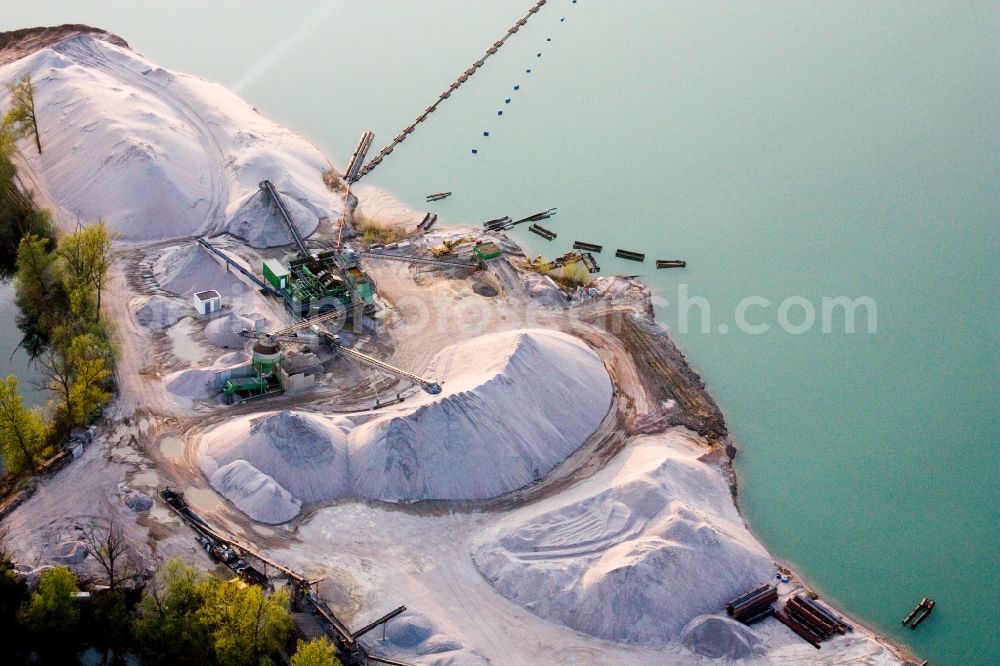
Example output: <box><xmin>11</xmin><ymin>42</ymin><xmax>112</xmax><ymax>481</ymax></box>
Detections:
<box><xmin>680</xmin><ymin>614</ymin><xmax>761</xmax><ymax>659</ymax></box>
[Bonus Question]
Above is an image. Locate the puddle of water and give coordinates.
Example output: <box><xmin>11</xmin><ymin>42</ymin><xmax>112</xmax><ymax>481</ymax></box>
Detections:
<box><xmin>159</xmin><ymin>436</ymin><xmax>184</xmax><ymax>459</ymax></box>
<box><xmin>167</xmin><ymin>318</ymin><xmax>206</xmax><ymax>363</ymax></box>
<box><xmin>184</xmin><ymin>485</ymin><xmax>223</xmax><ymax>512</ymax></box>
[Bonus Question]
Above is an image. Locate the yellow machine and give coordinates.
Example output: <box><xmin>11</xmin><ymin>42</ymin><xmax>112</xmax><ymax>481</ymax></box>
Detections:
<box><xmin>525</xmin><ymin>251</ymin><xmax>599</xmax><ymax>274</ymax></box>
<box><xmin>431</xmin><ymin>236</ymin><xmax>478</xmax><ymax>256</ymax></box>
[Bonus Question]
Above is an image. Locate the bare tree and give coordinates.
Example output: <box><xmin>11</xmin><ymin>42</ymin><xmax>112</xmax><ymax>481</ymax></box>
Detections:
<box><xmin>83</xmin><ymin>517</ymin><xmax>134</xmax><ymax>592</ymax></box>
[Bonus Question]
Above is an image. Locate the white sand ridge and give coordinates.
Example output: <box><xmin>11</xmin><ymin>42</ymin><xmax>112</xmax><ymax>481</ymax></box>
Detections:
<box><xmin>199</xmin><ymin>329</ymin><xmax>613</xmax><ymax>522</ymax></box>
<box><xmin>0</xmin><ymin>34</ymin><xmax>341</xmax><ymax>242</ymax></box>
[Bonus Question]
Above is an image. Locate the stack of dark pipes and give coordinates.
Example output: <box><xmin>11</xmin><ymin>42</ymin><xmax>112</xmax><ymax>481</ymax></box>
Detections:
<box><xmin>417</xmin><ymin>213</ymin><xmax>438</xmax><ymax>231</ymax></box>
<box><xmin>483</xmin><ymin>215</ymin><xmax>513</xmax><ymax>231</ymax></box>
<box><xmin>725</xmin><ymin>584</ymin><xmax>778</xmax><ymax>625</ymax></box>
<box><xmin>775</xmin><ymin>594</ymin><xmax>849</xmax><ymax>649</ymax></box>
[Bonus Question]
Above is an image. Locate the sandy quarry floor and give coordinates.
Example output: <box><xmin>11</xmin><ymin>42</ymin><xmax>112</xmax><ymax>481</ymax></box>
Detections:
<box><xmin>0</xmin><ymin>31</ymin><xmax>914</xmax><ymax>666</ymax></box>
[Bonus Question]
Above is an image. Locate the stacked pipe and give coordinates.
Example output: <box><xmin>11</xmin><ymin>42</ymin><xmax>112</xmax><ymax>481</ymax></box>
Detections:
<box><xmin>785</xmin><ymin>596</ymin><xmax>836</xmax><ymax>639</ymax></box>
<box><xmin>725</xmin><ymin>584</ymin><xmax>778</xmax><ymax>625</ymax></box>
<box><xmin>483</xmin><ymin>216</ymin><xmax>513</xmax><ymax>231</ymax></box>
<box><xmin>797</xmin><ymin>596</ymin><xmax>852</xmax><ymax>633</ymax></box>
<box><xmin>775</xmin><ymin>608</ymin><xmax>822</xmax><ymax>649</ymax></box>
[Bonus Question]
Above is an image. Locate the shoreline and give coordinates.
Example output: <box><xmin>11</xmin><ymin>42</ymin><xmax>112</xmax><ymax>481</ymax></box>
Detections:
<box><xmin>349</xmin><ymin>187</ymin><xmax>919</xmax><ymax>665</ymax></box>
<box><xmin>0</xmin><ymin>25</ymin><xmax>919</xmax><ymax>665</ymax></box>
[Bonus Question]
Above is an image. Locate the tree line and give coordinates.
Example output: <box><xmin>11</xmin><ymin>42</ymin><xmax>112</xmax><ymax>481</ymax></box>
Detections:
<box><xmin>0</xmin><ymin>73</ymin><xmax>116</xmax><ymax>482</ymax></box>
<box><xmin>1</xmin><ymin>526</ymin><xmax>341</xmax><ymax>665</ymax></box>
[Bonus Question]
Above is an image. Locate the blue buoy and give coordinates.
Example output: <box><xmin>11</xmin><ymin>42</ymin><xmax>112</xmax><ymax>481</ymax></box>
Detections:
<box><xmin>472</xmin><ymin>148</ymin><xmax>478</xmax><ymax>154</ymax></box>
<box><xmin>514</xmin><ymin>85</ymin><xmax>520</xmax><ymax>90</ymax></box>
<box><xmin>505</xmin><ymin>98</ymin><xmax>511</xmax><ymax>104</ymax></box>
<box><xmin>560</xmin><ymin>17</ymin><xmax>565</xmax><ymax>22</ymax></box>
<box><xmin>546</xmin><ymin>37</ymin><xmax>551</xmax><ymax>42</ymax></box>
<box><xmin>526</xmin><ymin>68</ymin><xmax>532</xmax><ymax>73</ymax></box>
<box><xmin>537</xmin><ymin>52</ymin><xmax>542</xmax><ymax>57</ymax></box>
<box><xmin>483</xmin><ymin>131</ymin><xmax>489</xmax><ymax>137</ymax></box>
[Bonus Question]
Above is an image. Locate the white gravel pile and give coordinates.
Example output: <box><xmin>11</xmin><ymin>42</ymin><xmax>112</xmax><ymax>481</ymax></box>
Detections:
<box><xmin>153</xmin><ymin>243</ymin><xmax>245</xmax><ymax>298</ymax></box>
<box><xmin>198</xmin><ymin>330</ymin><xmax>613</xmax><ymax>521</ymax></box>
<box><xmin>200</xmin><ymin>411</ymin><xmax>350</xmax><ymax>514</ymax></box>
<box><xmin>0</xmin><ymin>35</ymin><xmax>343</xmax><ymax>242</ymax></box>
<box><xmin>133</xmin><ymin>295</ymin><xmax>190</xmax><ymax>329</ymax></box>
<box><xmin>209</xmin><ymin>460</ymin><xmax>301</xmax><ymax>525</ymax></box>
<box><xmin>204</xmin><ymin>312</ymin><xmax>261</xmax><ymax>349</ymax></box>
<box><xmin>351</xmin><ymin>329</ymin><xmax>611</xmax><ymax>501</ymax></box>
<box><xmin>165</xmin><ymin>368</ymin><xmax>215</xmax><ymax>401</ymax></box>
<box><xmin>472</xmin><ymin>433</ymin><xmax>774</xmax><ymax>647</ymax></box>
<box><xmin>224</xmin><ymin>189</ymin><xmax>320</xmax><ymax>248</ymax></box>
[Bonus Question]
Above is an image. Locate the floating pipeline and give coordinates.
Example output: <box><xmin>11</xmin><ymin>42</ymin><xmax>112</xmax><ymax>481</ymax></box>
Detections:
<box><xmin>356</xmin><ymin>0</ymin><xmax>551</xmax><ymax>180</ymax></box>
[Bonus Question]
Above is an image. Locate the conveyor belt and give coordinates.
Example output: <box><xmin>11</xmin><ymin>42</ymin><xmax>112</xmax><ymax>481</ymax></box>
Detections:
<box><xmin>259</xmin><ymin>179</ymin><xmax>309</xmax><ymax>257</ymax></box>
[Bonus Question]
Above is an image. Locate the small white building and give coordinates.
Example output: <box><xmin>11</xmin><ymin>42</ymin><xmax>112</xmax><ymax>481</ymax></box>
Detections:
<box><xmin>193</xmin><ymin>289</ymin><xmax>222</xmax><ymax>316</ymax></box>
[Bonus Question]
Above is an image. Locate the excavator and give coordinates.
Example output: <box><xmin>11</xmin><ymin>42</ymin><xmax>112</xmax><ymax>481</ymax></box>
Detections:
<box><xmin>431</xmin><ymin>236</ymin><xmax>479</xmax><ymax>257</ymax></box>
<box><xmin>525</xmin><ymin>250</ymin><xmax>600</xmax><ymax>274</ymax></box>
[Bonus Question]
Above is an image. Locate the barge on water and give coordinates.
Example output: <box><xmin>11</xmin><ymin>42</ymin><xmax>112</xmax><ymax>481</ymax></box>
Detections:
<box><xmin>615</xmin><ymin>249</ymin><xmax>645</xmax><ymax>262</ymax></box>
<box><xmin>903</xmin><ymin>598</ymin><xmax>935</xmax><ymax>629</ymax></box>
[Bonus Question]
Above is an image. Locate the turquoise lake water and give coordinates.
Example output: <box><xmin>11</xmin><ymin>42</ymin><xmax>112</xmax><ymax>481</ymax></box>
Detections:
<box><xmin>3</xmin><ymin>3</ymin><xmax>998</xmax><ymax>663</ymax></box>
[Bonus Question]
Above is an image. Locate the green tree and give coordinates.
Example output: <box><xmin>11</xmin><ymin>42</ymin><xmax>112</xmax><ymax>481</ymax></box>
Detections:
<box><xmin>291</xmin><ymin>637</ymin><xmax>341</xmax><ymax>666</ymax></box>
<box><xmin>20</xmin><ymin>565</ymin><xmax>80</xmax><ymax>638</ymax></box>
<box><xmin>197</xmin><ymin>580</ymin><xmax>292</xmax><ymax>666</ymax></box>
<box><xmin>133</xmin><ymin>558</ymin><xmax>213</xmax><ymax>664</ymax></box>
<box><xmin>3</xmin><ymin>73</ymin><xmax>41</xmax><ymax>155</ymax></box>
<box><xmin>39</xmin><ymin>331</ymin><xmax>112</xmax><ymax>432</ymax></box>
<box><xmin>0</xmin><ymin>130</ymin><xmax>54</xmax><ymax>277</ymax></box>
<box><xmin>14</xmin><ymin>233</ymin><xmax>65</xmax><ymax>351</ymax></box>
<box><xmin>0</xmin><ymin>375</ymin><xmax>46</xmax><ymax>475</ymax></box>
<box><xmin>0</xmin><ymin>527</ymin><xmax>28</xmax><ymax>634</ymax></box>
<box><xmin>68</xmin><ymin>334</ymin><xmax>111</xmax><ymax>424</ymax></box>
<box><xmin>57</xmin><ymin>222</ymin><xmax>116</xmax><ymax>322</ymax></box>
<box><xmin>38</xmin><ymin>329</ymin><xmax>76</xmax><ymax>431</ymax></box>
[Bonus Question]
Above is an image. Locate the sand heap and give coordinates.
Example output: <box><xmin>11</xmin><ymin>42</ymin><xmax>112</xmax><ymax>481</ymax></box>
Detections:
<box><xmin>201</xmin><ymin>411</ymin><xmax>349</xmax><ymax>502</ymax></box>
<box><xmin>204</xmin><ymin>312</ymin><xmax>266</xmax><ymax>349</ymax></box>
<box><xmin>351</xmin><ymin>329</ymin><xmax>612</xmax><ymax>501</ymax></box>
<box><xmin>471</xmin><ymin>433</ymin><xmax>774</xmax><ymax>650</ymax></box>
<box><xmin>199</xmin><ymin>330</ymin><xmax>612</xmax><ymax>522</ymax></box>
<box><xmin>153</xmin><ymin>243</ymin><xmax>246</xmax><ymax>298</ymax></box>
<box><xmin>0</xmin><ymin>35</ymin><xmax>342</xmax><ymax>242</ymax></box>
<box><xmin>133</xmin><ymin>295</ymin><xmax>190</xmax><ymax>329</ymax></box>
<box><xmin>224</xmin><ymin>189</ymin><xmax>320</xmax><ymax>248</ymax></box>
